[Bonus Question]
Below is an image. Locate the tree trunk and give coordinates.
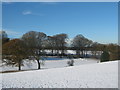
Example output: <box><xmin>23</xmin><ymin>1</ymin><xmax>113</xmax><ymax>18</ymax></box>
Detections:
<box><xmin>81</xmin><ymin>50</ymin><xmax>84</xmax><ymax>58</ymax></box>
<box><xmin>51</xmin><ymin>49</ymin><xmax>53</xmax><ymax>56</ymax></box>
<box><xmin>57</xmin><ymin>49</ymin><xmax>59</xmax><ymax>56</ymax></box>
<box><xmin>18</xmin><ymin>60</ymin><xmax>21</xmax><ymax>71</ymax></box>
<box><xmin>37</xmin><ymin>59</ymin><xmax>41</xmax><ymax>69</ymax></box>
<box><xmin>61</xmin><ymin>50</ymin><xmax>64</xmax><ymax>56</ymax></box>
<box><xmin>85</xmin><ymin>50</ymin><xmax>88</xmax><ymax>57</ymax></box>
<box><xmin>61</xmin><ymin>45</ymin><xmax>65</xmax><ymax>56</ymax></box>
<box><xmin>83</xmin><ymin>50</ymin><xmax>85</xmax><ymax>57</ymax></box>
<box><xmin>76</xmin><ymin>49</ymin><xmax>80</xmax><ymax>57</ymax></box>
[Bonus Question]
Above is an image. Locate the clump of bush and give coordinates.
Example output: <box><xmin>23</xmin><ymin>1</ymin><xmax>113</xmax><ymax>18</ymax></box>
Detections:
<box><xmin>67</xmin><ymin>59</ymin><xmax>74</xmax><ymax>66</ymax></box>
<box><xmin>67</xmin><ymin>54</ymin><xmax>74</xmax><ymax>66</ymax></box>
<box><xmin>100</xmin><ymin>51</ymin><xmax>110</xmax><ymax>62</ymax></box>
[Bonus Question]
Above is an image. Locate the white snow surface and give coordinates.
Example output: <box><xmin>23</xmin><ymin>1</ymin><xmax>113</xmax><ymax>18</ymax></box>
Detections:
<box><xmin>0</xmin><ymin>50</ymin><xmax>100</xmax><ymax>72</ymax></box>
<box><xmin>1</xmin><ymin>58</ymin><xmax>99</xmax><ymax>72</ymax></box>
<box><xmin>1</xmin><ymin>61</ymin><xmax>118</xmax><ymax>88</ymax></box>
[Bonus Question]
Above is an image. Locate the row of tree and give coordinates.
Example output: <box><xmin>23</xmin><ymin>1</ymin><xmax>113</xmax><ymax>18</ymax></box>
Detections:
<box><xmin>1</xmin><ymin>30</ymin><xmax>120</xmax><ymax>70</ymax></box>
<box><xmin>2</xmin><ymin>31</ymin><xmax>68</xmax><ymax>70</ymax></box>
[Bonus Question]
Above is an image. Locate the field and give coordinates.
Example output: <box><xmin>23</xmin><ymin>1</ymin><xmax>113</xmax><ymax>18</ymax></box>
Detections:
<box><xmin>1</xmin><ymin>58</ymin><xmax>118</xmax><ymax>88</ymax></box>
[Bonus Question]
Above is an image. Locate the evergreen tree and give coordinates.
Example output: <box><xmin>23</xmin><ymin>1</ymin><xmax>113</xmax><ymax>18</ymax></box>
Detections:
<box><xmin>100</xmin><ymin>51</ymin><xmax>110</xmax><ymax>62</ymax></box>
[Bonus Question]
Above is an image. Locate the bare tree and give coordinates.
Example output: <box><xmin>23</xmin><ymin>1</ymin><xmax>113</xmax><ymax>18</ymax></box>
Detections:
<box><xmin>72</xmin><ymin>34</ymin><xmax>92</xmax><ymax>58</ymax></box>
<box><xmin>106</xmin><ymin>43</ymin><xmax>118</xmax><ymax>60</ymax></box>
<box><xmin>22</xmin><ymin>31</ymin><xmax>47</xmax><ymax>69</ymax></box>
<box><xmin>2</xmin><ymin>39</ymin><xmax>28</xmax><ymax>71</ymax></box>
<box><xmin>46</xmin><ymin>36</ymin><xmax>56</xmax><ymax>55</ymax></box>
<box><xmin>91</xmin><ymin>42</ymin><xmax>105</xmax><ymax>58</ymax></box>
<box><xmin>53</xmin><ymin>33</ymin><xmax>68</xmax><ymax>56</ymax></box>
<box><xmin>0</xmin><ymin>30</ymin><xmax>9</xmax><ymax>44</ymax></box>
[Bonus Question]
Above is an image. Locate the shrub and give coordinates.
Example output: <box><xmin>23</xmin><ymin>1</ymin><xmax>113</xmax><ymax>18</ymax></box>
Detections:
<box><xmin>100</xmin><ymin>51</ymin><xmax>110</xmax><ymax>62</ymax></box>
<box><xmin>67</xmin><ymin>59</ymin><xmax>74</xmax><ymax>66</ymax></box>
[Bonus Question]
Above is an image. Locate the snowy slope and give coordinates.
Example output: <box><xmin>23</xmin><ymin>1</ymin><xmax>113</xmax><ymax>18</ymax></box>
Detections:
<box><xmin>1</xmin><ymin>58</ymin><xmax>99</xmax><ymax>72</ymax></box>
<box><xmin>1</xmin><ymin>50</ymin><xmax>99</xmax><ymax>72</ymax></box>
<box><xmin>1</xmin><ymin>61</ymin><xmax>118</xmax><ymax>88</ymax></box>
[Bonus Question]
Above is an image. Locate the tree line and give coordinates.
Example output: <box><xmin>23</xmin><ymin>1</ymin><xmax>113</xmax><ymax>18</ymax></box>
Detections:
<box><xmin>1</xmin><ymin>30</ymin><xmax>120</xmax><ymax>71</ymax></box>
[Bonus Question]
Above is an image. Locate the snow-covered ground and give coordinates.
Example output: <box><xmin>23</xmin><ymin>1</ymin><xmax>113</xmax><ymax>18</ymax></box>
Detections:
<box><xmin>1</xmin><ymin>58</ymin><xmax>99</xmax><ymax>72</ymax></box>
<box><xmin>1</xmin><ymin>61</ymin><xmax>118</xmax><ymax>88</ymax></box>
<box><xmin>0</xmin><ymin>50</ymin><xmax>100</xmax><ymax>72</ymax></box>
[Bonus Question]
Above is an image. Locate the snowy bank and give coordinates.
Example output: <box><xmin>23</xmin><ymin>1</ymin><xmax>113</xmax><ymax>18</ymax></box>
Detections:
<box><xmin>1</xmin><ymin>61</ymin><xmax>118</xmax><ymax>88</ymax></box>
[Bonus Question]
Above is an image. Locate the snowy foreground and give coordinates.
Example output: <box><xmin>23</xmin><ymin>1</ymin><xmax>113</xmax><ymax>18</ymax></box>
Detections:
<box><xmin>1</xmin><ymin>60</ymin><xmax>118</xmax><ymax>88</ymax></box>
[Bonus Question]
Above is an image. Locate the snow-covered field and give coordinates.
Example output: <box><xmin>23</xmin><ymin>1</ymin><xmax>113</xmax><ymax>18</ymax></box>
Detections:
<box><xmin>0</xmin><ymin>50</ymin><xmax>100</xmax><ymax>72</ymax></box>
<box><xmin>1</xmin><ymin>60</ymin><xmax>118</xmax><ymax>88</ymax></box>
<box><xmin>0</xmin><ymin>58</ymin><xmax>99</xmax><ymax>72</ymax></box>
